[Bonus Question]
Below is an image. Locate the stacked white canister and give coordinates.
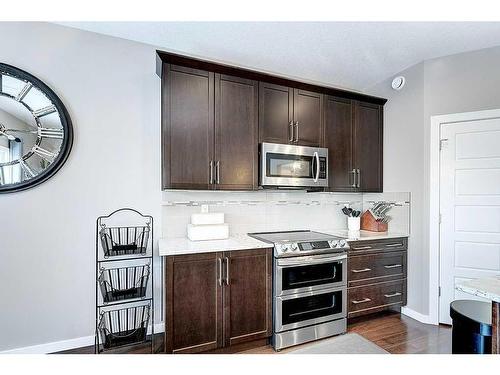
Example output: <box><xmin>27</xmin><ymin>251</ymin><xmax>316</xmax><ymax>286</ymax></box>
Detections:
<box><xmin>187</xmin><ymin>205</ymin><xmax>229</xmax><ymax>241</ymax></box>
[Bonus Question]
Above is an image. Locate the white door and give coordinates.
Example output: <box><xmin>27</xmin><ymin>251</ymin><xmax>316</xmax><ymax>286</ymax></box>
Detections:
<box><xmin>439</xmin><ymin>118</ymin><xmax>500</xmax><ymax>324</ymax></box>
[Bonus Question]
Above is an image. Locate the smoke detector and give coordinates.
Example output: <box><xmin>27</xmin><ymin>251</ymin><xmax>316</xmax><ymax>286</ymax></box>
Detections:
<box><xmin>391</xmin><ymin>76</ymin><xmax>406</xmax><ymax>90</ymax></box>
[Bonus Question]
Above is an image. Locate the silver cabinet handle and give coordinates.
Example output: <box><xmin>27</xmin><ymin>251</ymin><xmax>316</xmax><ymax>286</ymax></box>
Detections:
<box><xmin>294</xmin><ymin>121</ymin><xmax>299</xmax><ymax>142</ymax></box>
<box><xmin>224</xmin><ymin>257</ymin><xmax>229</xmax><ymax>285</ymax></box>
<box><xmin>356</xmin><ymin>168</ymin><xmax>360</xmax><ymax>188</ymax></box>
<box><xmin>215</xmin><ymin>161</ymin><xmax>220</xmax><ymax>184</ymax></box>
<box><xmin>352</xmin><ymin>298</ymin><xmax>371</xmax><ymax>304</ymax></box>
<box><xmin>386</xmin><ymin>243</ymin><xmax>403</xmax><ymax>247</ymax></box>
<box><xmin>384</xmin><ymin>264</ymin><xmax>402</xmax><ymax>269</ymax></box>
<box><xmin>352</xmin><ymin>246</ymin><xmax>372</xmax><ymax>250</ymax></box>
<box><xmin>384</xmin><ymin>292</ymin><xmax>402</xmax><ymax>298</ymax></box>
<box><xmin>209</xmin><ymin>160</ymin><xmax>214</xmax><ymax>184</ymax></box>
<box><xmin>288</xmin><ymin>121</ymin><xmax>294</xmax><ymax>142</ymax></box>
<box><xmin>352</xmin><ymin>268</ymin><xmax>371</xmax><ymax>273</ymax></box>
<box><xmin>351</xmin><ymin>169</ymin><xmax>357</xmax><ymax>188</ymax></box>
<box><xmin>313</xmin><ymin>151</ymin><xmax>320</xmax><ymax>182</ymax></box>
<box><xmin>217</xmin><ymin>258</ymin><xmax>222</xmax><ymax>286</ymax></box>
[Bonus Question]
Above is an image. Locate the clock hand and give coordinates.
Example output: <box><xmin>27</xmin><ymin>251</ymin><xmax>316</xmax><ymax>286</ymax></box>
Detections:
<box><xmin>0</xmin><ymin>129</ymin><xmax>17</xmax><ymax>141</ymax></box>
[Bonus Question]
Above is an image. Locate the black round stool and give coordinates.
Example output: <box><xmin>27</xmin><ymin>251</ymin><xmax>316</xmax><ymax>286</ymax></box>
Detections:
<box><xmin>450</xmin><ymin>300</ymin><xmax>492</xmax><ymax>354</ymax></box>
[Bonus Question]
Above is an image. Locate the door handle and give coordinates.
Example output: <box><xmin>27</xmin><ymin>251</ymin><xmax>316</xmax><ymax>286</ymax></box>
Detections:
<box><xmin>294</xmin><ymin>121</ymin><xmax>299</xmax><ymax>142</ymax></box>
<box><xmin>224</xmin><ymin>257</ymin><xmax>230</xmax><ymax>285</ymax></box>
<box><xmin>209</xmin><ymin>161</ymin><xmax>214</xmax><ymax>184</ymax></box>
<box><xmin>288</xmin><ymin>121</ymin><xmax>294</xmax><ymax>142</ymax></box>
<box><xmin>313</xmin><ymin>151</ymin><xmax>320</xmax><ymax>182</ymax></box>
<box><xmin>356</xmin><ymin>169</ymin><xmax>361</xmax><ymax>188</ymax></box>
<box><xmin>352</xmin><ymin>268</ymin><xmax>371</xmax><ymax>273</ymax></box>
<box><xmin>351</xmin><ymin>169</ymin><xmax>357</xmax><ymax>188</ymax></box>
<box><xmin>217</xmin><ymin>258</ymin><xmax>222</xmax><ymax>286</ymax></box>
<box><xmin>352</xmin><ymin>298</ymin><xmax>371</xmax><ymax>304</ymax></box>
<box><xmin>384</xmin><ymin>264</ymin><xmax>402</xmax><ymax>269</ymax></box>
<box><xmin>216</xmin><ymin>161</ymin><xmax>220</xmax><ymax>184</ymax></box>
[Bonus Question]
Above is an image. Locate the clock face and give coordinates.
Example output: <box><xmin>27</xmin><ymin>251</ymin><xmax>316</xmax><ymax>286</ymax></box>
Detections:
<box><xmin>0</xmin><ymin>63</ymin><xmax>73</xmax><ymax>193</ymax></box>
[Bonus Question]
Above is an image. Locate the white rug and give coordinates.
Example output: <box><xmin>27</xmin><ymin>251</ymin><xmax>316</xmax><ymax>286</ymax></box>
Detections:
<box><xmin>288</xmin><ymin>333</ymin><xmax>389</xmax><ymax>354</ymax></box>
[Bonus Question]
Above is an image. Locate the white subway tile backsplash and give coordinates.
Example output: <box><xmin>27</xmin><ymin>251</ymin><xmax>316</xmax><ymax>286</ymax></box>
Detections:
<box><xmin>161</xmin><ymin>190</ymin><xmax>411</xmax><ymax>238</ymax></box>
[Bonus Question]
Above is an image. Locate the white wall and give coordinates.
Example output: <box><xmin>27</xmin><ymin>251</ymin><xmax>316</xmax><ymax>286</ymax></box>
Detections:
<box><xmin>0</xmin><ymin>22</ymin><xmax>161</xmax><ymax>352</ymax></box>
<box><xmin>368</xmin><ymin>45</ymin><xmax>500</xmax><ymax>317</ymax></box>
<box><xmin>366</xmin><ymin>62</ymin><xmax>426</xmax><ymax>315</ymax></box>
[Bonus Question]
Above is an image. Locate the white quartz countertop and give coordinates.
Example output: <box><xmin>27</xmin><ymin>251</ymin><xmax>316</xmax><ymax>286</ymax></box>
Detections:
<box><xmin>159</xmin><ymin>230</ymin><xmax>408</xmax><ymax>256</ymax></box>
<box><xmin>322</xmin><ymin>229</ymin><xmax>408</xmax><ymax>242</ymax></box>
<box><xmin>159</xmin><ymin>234</ymin><xmax>272</xmax><ymax>256</ymax></box>
<box><xmin>456</xmin><ymin>276</ymin><xmax>500</xmax><ymax>303</ymax></box>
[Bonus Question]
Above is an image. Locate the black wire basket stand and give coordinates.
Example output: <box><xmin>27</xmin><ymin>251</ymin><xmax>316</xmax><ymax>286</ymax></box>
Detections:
<box><xmin>95</xmin><ymin>208</ymin><xmax>154</xmax><ymax>354</ymax></box>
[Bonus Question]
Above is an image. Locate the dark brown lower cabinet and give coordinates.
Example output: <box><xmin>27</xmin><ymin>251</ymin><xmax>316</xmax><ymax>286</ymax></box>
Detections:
<box><xmin>165</xmin><ymin>248</ymin><xmax>273</xmax><ymax>353</ymax></box>
<box><xmin>347</xmin><ymin>238</ymin><xmax>408</xmax><ymax>319</ymax></box>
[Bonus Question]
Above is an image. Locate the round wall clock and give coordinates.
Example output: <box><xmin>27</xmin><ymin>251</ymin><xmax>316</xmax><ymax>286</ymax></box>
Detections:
<box><xmin>0</xmin><ymin>63</ymin><xmax>73</xmax><ymax>193</ymax></box>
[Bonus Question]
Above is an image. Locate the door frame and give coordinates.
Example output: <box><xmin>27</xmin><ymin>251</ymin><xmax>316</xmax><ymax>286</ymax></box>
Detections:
<box><xmin>428</xmin><ymin>108</ymin><xmax>500</xmax><ymax>325</ymax></box>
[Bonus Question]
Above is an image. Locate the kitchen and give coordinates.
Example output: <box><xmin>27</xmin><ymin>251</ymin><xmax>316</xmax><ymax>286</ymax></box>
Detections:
<box><xmin>1</xmin><ymin>10</ymin><xmax>500</xmax><ymax>375</ymax></box>
<box><xmin>155</xmin><ymin>51</ymin><xmax>411</xmax><ymax>353</ymax></box>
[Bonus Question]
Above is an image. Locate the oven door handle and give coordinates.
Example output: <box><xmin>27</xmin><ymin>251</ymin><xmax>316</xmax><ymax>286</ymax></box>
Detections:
<box><xmin>277</xmin><ymin>254</ymin><xmax>347</xmax><ymax>267</ymax></box>
<box><xmin>313</xmin><ymin>151</ymin><xmax>320</xmax><ymax>183</ymax></box>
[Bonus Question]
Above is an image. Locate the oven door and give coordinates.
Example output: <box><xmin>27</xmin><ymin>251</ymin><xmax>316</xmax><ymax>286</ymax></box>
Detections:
<box><xmin>275</xmin><ymin>286</ymin><xmax>346</xmax><ymax>333</ymax></box>
<box><xmin>275</xmin><ymin>253</ymin><xmax>347</xmax><ymax>296</ymax></box>
<box><xmin>260</xmin><ymin>142</ymin><xmax>328</xmax><ymax>188</ymax></box>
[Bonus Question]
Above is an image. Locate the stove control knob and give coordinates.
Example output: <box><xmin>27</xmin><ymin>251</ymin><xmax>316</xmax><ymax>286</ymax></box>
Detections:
<box><xmin>339</xmin><ymin>240</ymin><xmax>347</xmax><ymax>248</ymax></box>
<box><xmin>290</xmin><ymin>243</ymin><xmax>298</xmax><ymax>251</ymax></box>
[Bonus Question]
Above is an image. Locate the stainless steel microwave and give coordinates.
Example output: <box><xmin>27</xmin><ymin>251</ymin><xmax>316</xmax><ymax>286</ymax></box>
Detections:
<box><xmin>259</xmin><ymin>142</ymin><xmax>328</xmax><ymax>188</ymax></box>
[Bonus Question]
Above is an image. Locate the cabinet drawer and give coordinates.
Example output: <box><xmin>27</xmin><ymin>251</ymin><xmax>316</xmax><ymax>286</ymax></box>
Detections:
<box><xmin>348</xmin><ymin>280</ymin><xmax>406</xmax><ymax>318</ymax></box>
<box><xmin>348</xmin><ymin>237</ymin><xmax>407</xmax><ymax>255</ymax></box>
<box><xmin>348</xmin><ymin>251</ymin><xmax>407</xmax><ymax>287</ymax></box>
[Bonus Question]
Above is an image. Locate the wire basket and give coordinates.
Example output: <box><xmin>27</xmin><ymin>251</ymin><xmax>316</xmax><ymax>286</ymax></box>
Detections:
<box><xmin>98</xmin><ymin>304</ymin><xmax>150</xmax><ymax>349</ymax></box>
<box><xmin>98</xmin><ymin>264</ymin><xmax>150</xmax><ymax>303</ymax></box>
<box><xmin>100</xmin><ymin>224</ymin><xmax>150</xmax><ymax>257</ymax></box>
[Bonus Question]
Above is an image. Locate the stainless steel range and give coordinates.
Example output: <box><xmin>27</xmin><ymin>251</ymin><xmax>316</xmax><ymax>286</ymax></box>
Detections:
<box><xmin>248</xmin><ymin>230</ymin><xmax>349</xmax><ymax>350</ymax></box>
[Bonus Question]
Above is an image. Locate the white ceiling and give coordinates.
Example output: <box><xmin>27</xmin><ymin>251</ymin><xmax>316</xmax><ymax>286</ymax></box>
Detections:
<box><xmin>59</xmin><ymin>22</ymin><xmax>500</xmax><ymax>92</ymax></box>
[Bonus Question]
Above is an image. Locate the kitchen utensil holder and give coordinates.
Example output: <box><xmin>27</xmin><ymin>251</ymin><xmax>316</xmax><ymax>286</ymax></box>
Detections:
<box><xmin>95</xmin><ymin>208</ymin><xmax>155</xmax><ymax>354</ymax></box>
<box><xmin>361</xmin><ymin>210</ymin><xmax>388</xmax><ymax>232</ymax></box>
<box><xmin>98</xmin><ymin>264</ymin><xmax>150</xmax><ymax>303</ymax></box>
<box><xmin>98</xmin><ymin>303</ymin><xmax>151</xmax><ymax>349</ymax></box>
<box><xmin>348</xmin><ymin>217</ymin><xmax>361</xmax><ymax>231</ymax></box>
<box><xmin>99</xmin><ymin>225</ymin><xmax>150</xmax><ymax>257</ymax></box>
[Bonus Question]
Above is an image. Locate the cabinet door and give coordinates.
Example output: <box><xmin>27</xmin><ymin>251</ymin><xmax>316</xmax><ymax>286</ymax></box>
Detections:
<box><xmin>354</xmin><ymin>101</ymin><xmax>383</xmax><ymax>192</ymax></box>
<box><xmin>293</xmin><ymin>89</ymin><xmax>323</xmax><ymax>147</ymax></box>
<box><xmin>258</xmin><ymin>82</ymin><xmax>293</xmax><ymax>144</ymax></box>
<box><xmin>165</xmin><ymin>252</ymin><xmax>223</xmax><ymax>353</ymax></box>
<box><xmin>215</xmin><ymin>74</ymin><xmax>258</xmax><ymax>190</ymax></box>
<box><xmin>324</xmin><ymin>96</ymin><xmax>355</xmax><ymax>191</ymax></box>
<box><xmin>163</xmin><ymin>64</ymin><xmax>214</xmax><ymax>189</ymax></box>
<box><xmin>223</xmin><ymin>248</ymin><xmax>272</xmax><ymax>347</ymax></box>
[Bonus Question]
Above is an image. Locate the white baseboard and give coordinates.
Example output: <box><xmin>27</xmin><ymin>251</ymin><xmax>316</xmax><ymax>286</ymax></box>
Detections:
<box><xmin>0</xmin><ymin>322</ymin><xmax>165</xmax><ymax>354</ymax></box>
<box><xmin>401</xmin><ymin>307</ymin><xmax>435</xmax><ymax>325</ymax></box>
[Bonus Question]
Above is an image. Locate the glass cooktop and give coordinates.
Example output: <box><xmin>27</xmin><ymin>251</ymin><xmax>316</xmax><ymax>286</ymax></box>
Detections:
<box><xmin>248</xmin><ymin>230</ymin><xmax>341</xmax><ymax>244</ymax></box>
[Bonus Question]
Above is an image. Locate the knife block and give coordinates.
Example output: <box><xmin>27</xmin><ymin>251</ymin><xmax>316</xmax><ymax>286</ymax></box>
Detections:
<box><xmin>361</xmin><ymin>210</ymin><xmax>388</xmax><ymax>232</ymax></box>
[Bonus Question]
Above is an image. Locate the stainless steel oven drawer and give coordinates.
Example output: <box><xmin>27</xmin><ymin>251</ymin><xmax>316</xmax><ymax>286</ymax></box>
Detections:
<box><xmin>274</xmin><ymin>286</ymin><xmax>346</xmax><ymax>333</ymax></box>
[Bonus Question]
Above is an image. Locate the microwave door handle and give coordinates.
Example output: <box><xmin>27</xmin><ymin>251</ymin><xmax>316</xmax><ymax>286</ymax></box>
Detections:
<box><xmin>313</xmin><ymin>151</ymin><xmax>320</xmax><ymax>182</ymax></box>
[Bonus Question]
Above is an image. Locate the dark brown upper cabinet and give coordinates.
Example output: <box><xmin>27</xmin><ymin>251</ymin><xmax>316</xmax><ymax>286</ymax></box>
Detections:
<box><xmin>162</xmin><ymin>65</ymin><xmax>214</xmax><ymax>190</ymax></box>
<box><xmin>162</xmin><ymin>64</ymin><xmax>258</xmax><ymax>190</ymax></box>
<box><xmin>324</xmin><ymin>97</ymin><xmax>383</xmax><ymax>192</ymax></box>
<box><xmin>353</xmin><ymin>101</ymin><xmax>383</xmax><ymax>192</ymax></box>
<box><xmin>259</xmin><ymin>83</ymin><xmax>323</xmax><ymax>147</ymax></box>
<box><xmin>324</xmin><ymin>96</ymin><xmax>354</xmax><ymax>191</ymax></box>
<box><xmin>215</xmin><ymin>74</ymin><xmax>258</xmax><ymax>190</ymax></box>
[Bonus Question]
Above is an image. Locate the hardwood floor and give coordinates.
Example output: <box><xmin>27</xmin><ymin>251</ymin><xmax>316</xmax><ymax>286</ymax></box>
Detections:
<box><xmin>58</xmin><ymin>311</ymin><xmax>451</xmax><ymax>354</ymax></box>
